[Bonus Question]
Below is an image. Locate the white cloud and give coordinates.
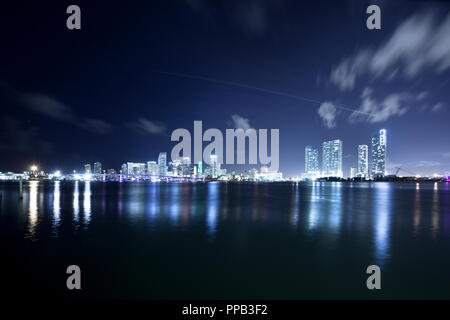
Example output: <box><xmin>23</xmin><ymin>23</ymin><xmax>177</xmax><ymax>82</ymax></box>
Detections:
<box><xmin>20</xmin><ymin>93</ymin><xmax>74</xmax><ymax>122</ymax></box>
<box><xmin>330</xmin><ymin>50</ymin><xmax>372</xmax><ymax>91</ymax></box>
<box><xmin>417</xmin><ymin>91</ymin><xmax>428</xmax><ymax>101</ymax></box>
<box><xmin>318</xmin><ymin>102</ymin><xmax>337</xmax><ymax>128</ymax></box>
<box><xmin>349</xmin><ymin>89</ymin><xmax>410</xmax><ymax>123</ymax></box>
<box><xmin>432</xmin><ymin>102</ymin><xmax>444</xmax><ymax>112</ymax></box>
<box><xmin>229</xmin><ymin>114</ymin><xmax>251</xmax><ymax>131</ymax></box>
<box><xmin>127</xmin><ymin>118</ymin><xmax>167</xmax><ymax>135</ymax></box>
<box><xmin>330</xmin><ymin>11</ymin><xmax>450</xmax><ymax>91</ymax></box>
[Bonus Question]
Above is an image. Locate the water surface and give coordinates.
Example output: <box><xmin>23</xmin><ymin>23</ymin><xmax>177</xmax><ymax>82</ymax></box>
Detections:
<box><xmin>1</xmin><ymin>181</ymin><xmax>449</xmax><ymax>299</ymax></box>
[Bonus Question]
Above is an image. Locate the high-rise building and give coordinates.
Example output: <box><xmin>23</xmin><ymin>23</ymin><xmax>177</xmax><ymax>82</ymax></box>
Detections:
<box><xmin>127</xmin><ymin>162</ymin><xmax>146</xmax><ymax>175</ymax></box>
<box><xmin>147</xmin><ymin>161</ymin><xmax>158</xmax><ymax>176</ymax></box>
<box><xmin>350</xmin><ymin>167</ymin><xmax>357</xmax><ymax>179</ymax></box>
<box><xmin>305</xmin><ymin>146</ymin><xmax>319</xmax><ymax>175</ymax></box>
<box><xmin>158</xmin><ymin>152</ymin><xmax>167</xmax><ymax>176</ymax></box>
<box><xmin>371</xmin><ymin>129</ymin><xmax>387</xmax><ymax>178</ymax></box>
<box><xmin>121</xmin><ymin>163</ymin><xmax>127</xmax><ymax>174</ymax></box>
<box><xmin>357</xmin><ymin>145</ymin><xmax>369</xmax><ymax>179</ymax></box>
<box><xmin>84</xmin><ymin>164</ymin><xmax>91</xmax><ymax>174</ymax></box>
<box><xmin>210</xmin><ymin>154</ymin><xmax>221</xmax><ymax>178</ymax></box>
<box><xmin>322</xmin><ymin>139</ymin><xmax>343</xmax><ymax>177</ymax></box>
<box><xmin>93</xmin><ymin>162</ymin><xmax>102</xmax><ymax>174</ymax></box>
<box><xmin>181</xmin><ymin>157</ymin><xmax>192</xmax><ymax>176</ymax></box>
<box><xmin>198</xmin><ymin>161</ymin><xmax>203</xmax><ymax>175</ymax></box>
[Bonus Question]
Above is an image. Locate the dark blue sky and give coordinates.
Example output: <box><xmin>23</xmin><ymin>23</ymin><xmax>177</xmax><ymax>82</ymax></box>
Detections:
<box><xmin>1</xmin><ymin>0</ymin><xmax>449</xmax><ymax>177</ymax></box>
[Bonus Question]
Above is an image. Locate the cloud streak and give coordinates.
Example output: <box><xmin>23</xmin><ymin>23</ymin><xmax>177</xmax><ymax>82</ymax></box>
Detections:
<box><xmin>127</xmin><ymin>118</ymin><xmax>167</xmax><ymax>135</ymax></box>
<box><xmin>349</xmin><ymin>88</ymin><xmax>410</xmax><ymax>123</ymax></box>
<box><xmin>330</xmin><ymin>10</ymin><xmax>450</xmax><ymax>91</ymax></box>
<box><xmin>19</xmin><ymin>92</ymin><xmax>112</xmax><ymax>134</ymax></box>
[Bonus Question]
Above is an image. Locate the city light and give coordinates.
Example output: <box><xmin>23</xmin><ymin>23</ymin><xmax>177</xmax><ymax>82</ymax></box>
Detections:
<box><xmin>30</xmin><ymin>165</ymin><xmax>38</xmax><ymax>172</ymax></box>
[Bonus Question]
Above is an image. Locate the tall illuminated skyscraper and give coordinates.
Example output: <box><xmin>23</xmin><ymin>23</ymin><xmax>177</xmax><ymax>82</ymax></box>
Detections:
<box><xmin>210</xmin><ymin>154</ymin><xmax>220</xmax><ymax>178</ymax></box>
<box><xmin>158</xmin><ymin>152</ymin><xmax>167</xmax><ymax>176</ymax></box>
<box><xmin>84</xmin><ymin>164</ymin><xmax>91</xmax><ymax>174</ymax></box>
<box><xmin>305</xmin><ymin>146</ymin><xmax>319</xmax><ymax>176</ymax></box>
<box><xmin>322</xmin><ymin>139</ymin><xmax>343</xmax><ymax>178</ymax></box>
<box><xmin>371</xmin><ymin>129</ymin><xmax>387</xmax><ymax>178</ymax></box>
<box><xmin>357</xmin><ymin>145</ymin><xmax>369</xmax><ymax>179</ymax></box>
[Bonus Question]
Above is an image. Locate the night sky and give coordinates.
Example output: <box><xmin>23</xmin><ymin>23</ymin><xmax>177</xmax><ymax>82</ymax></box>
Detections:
<box><xmin>1</xmin><ymin>0</ymin><xmax>449</xmax><ymax>177</ymax></box>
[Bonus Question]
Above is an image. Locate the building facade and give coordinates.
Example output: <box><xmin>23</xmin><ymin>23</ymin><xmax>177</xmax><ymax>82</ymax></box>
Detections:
<box><xmin>158</xmin><ymin>152</ymin><xmax>167</xmax><ymax>176</ymax></box>
<box><xmin>147</xmin><ymin>161</ymin><xmax>158</xmax><ymax>176</ymax></box>
<box><xmin>93</xmin><ymin>162</ymin><xmax>102</xmax><ymax>174</ymax></box>
<box><xmin>127</xmin><ymin>162</ymin><xmax>146</xmax><ymax>175</ymax></box>
<box><xmin>305</xmin><ymin>146</ymin><xmax>319</xmax><ymax>175</ymax></box>
<box><xmin>357</xmin><ymin>145</ymin><xmax>369</xmax><ymax>179</ymax></box>
<box><xmin>350</xmin><ymin>167</ymin><xmax>357</xmax><ymax>179</ymax></box>
<box><xmin>210</xmin><ymin>154</ymin><xmax>221</xmax><ymax>178</ymax></box>
<box><xmin>322</xmin><ymin>139</ymin><xmax>343</xmax><ymax>178</ymax></box>
<box><xmin>371</xmin><ymin>129</ymin><xmax>387</xmax><ymax>178</ymax></box>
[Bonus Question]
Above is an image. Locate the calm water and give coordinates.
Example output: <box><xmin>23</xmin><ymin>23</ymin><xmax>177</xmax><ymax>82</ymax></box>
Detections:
<box><xmin>1</xmin><ymin>180</ymin><xmax>450</xmax><ymax>299</ymax></box>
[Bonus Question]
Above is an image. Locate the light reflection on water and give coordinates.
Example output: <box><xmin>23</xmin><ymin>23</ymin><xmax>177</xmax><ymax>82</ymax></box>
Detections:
<box><xmin>12</xmin><ymin>180</ymin><xmax>449</xmax><ymax>266</ymax></box>
<box><xmin>52</xmin><ymin>181</ymin><xmax>61</xmax><ymax>237</ymax></box>
<box><xmin>83</xmin><ymin>181</ymin><xmax>91</xmax><ymax>228</ymax></box>
<box><xmin>26</xmin><ymin>181</ymin><xmax>38</xmax><ymax>240</ymax></box>
<box><xmin>373</xmin><ymin>182</ymin><xmax>392</xmax><ymax>266</ymax></box>
<box><xmin>206</xmin><ymin>182</ymin><xmax>219</xmax><ymax>238</ymax></box>
<box><xmin>73</xmin><ymin>181</ymin><xmax>80</xmax><ymax>229</ymax></box>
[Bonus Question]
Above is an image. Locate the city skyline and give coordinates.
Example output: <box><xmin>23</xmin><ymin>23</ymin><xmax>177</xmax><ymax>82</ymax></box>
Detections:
<box><xmin>0</xmin><ymin>126</ymin><xmax>448</xmax><ymax>179</ymax></box>
<box><xmin>1</xmin><ymin>1</ymin><xmax>449</xmax><ymax>177</ymax></box>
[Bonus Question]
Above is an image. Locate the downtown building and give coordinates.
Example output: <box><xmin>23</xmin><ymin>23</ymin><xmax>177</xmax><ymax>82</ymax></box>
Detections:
<box><xmin>322</xmin><ymin>139</ymin><xmax>343</xmax><ymax>178</ymax></box>
<box><xmin>357</xmin><ymin>145</ymin><xmax>369</xmax><ymax>179</ymax></box>
<box><xmin>305</xmin><ymin>145</ymin><xmax>320</xmax><ymax>178</ymax></box>
<box><xmin>93</xmin><ymin>162</ymin><xmax>102</xmax><ymax>174</ymax></box>
<box><xmin>210</xmin><ymin>154</ymin><xmax>220</xmax><ymax>178</ymax></box>
<box><xmin>371</xmin><ymin>129</ymin><xmax>387</xmax><ymax>178</ymax></box>
<box><xmin>127</xmin><ymin>162</ymin><xmax>146</xmax><ymax>175</ymax></box>
<box><xmin>158</xmin><ymin>152</ymin><xmax>167</xmax><ymax>176</ymax></box>
<box><xmin>147</xmin><ymin>161</ymin><xmax>158</xmax><ymax>176</ymax></box>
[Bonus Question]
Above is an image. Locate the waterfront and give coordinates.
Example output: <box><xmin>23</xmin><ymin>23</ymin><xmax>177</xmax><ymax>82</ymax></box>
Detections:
<box><xmin>1</xmin><ymin>181</ymin><xmax>450</xmax><ymax>299</ymax></box>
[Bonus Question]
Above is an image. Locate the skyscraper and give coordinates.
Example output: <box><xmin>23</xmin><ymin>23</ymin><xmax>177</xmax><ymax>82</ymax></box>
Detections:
<box><xmin>322</xmin><ymin>139</ymin><xmax>343</xmax><ymax>178</ymax></box>
<box><xmin>357</xmin><ymin>145</ymin><xmax>369</xmax><ymax>179</ymax></box>
<box><xmin>93</xmin><ymin>162</ymin><xmax>102</xmax><ymax>174</ymax></box>
<box><xmin>181</xmin><ymin>157</ymin><xmax>192</xmax><ymax>176</ymax></box>
<box><xmin>371</xmin><ymin>129</ymin><xmax>387</xmax><ymax>178</ymax></box>
<box><xmin>121</xmin><ymin>163</ymin><xmax>127</xmax><ymax>174</ymax></box>
<box><xmin>147</xmin><ymin>161</ymin><xmax>158</xmax><ymax>176</ymax></box>
<box><xmin>210</xmin><ymin>154</ymin><xmax>221</xmax><ymax>178</ymax></box>
<box><xmin>158</xmin><ymin>152</ymin><xmax>167</xmax><ymax>176</ymax></box>
<box><xmin>305</xmin><ymin>146</ymin><xmax>319</xmax><ymax>176</ymax></box>
<box><xmin>84</xmin><ymin>164</ymin><xmax>91</xmax><ymax>174</ymax></box>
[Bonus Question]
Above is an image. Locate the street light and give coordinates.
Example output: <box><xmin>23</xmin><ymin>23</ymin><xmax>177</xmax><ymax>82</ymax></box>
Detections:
<box><xmin>30</xmin><ymin>165</ymin><xmax>38</xmax><ymax>172</ymax></box>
